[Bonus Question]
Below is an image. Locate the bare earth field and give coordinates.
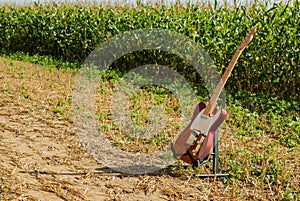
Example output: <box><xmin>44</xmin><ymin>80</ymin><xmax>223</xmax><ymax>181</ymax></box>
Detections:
<box><xmin>0</xmin><ymin>56</ymin><xmax>299</xmax><ymax>200</ymax></box>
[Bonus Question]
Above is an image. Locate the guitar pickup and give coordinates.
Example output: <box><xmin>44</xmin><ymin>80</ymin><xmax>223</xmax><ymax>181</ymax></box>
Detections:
<box><xmin>192</xmin><ymin>130</ymin><xmax>199</xmax><ymax>138</ymax></box>
<box><xmin>192</xmin><ymin>129</ymin><xmax>207</xmax><ymax>137</ymax></box>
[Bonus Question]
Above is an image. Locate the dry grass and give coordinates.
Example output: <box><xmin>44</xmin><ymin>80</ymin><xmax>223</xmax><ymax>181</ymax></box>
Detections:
<box><xmin>0</xmin><ymin>56</ymin><xmax>298</xmax><ymax>200</ymax></box>
<box><xmin>95</xmin><ymin>82</ymin><xmax>182</xmax><ymax>154</ymax></box>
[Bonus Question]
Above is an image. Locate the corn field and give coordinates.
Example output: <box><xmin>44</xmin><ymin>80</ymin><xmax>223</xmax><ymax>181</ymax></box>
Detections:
<box><xmin>0</xmin><ymin>1</ymin><xmax>299</xmax><ymax>100</ymax></box>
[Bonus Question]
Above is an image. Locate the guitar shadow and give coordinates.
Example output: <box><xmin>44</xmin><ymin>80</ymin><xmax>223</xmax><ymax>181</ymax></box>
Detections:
<box><xmin>18</xmin><ymin>165</ymin><xmax>179</xmax><ymax>177</ymax></box>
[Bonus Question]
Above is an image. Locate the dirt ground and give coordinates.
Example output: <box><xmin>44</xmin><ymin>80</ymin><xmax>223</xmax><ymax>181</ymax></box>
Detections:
<box><xmin>0</xmin><ymin>56</ymin><xmax>298</xmax><ymax>201</ymax></box>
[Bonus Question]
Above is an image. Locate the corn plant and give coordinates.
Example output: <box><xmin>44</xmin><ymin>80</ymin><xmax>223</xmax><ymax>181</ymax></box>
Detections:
<box><xmin>0</xmin><ymin>1</ymin><xmax>299</xmax><ymax>100</ymax></box>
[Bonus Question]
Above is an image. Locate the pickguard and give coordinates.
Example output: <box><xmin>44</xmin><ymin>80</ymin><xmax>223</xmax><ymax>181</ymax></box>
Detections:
<box><xmin>190</xmin><ymin>109</ymin><xmax>223</xmax><ymax>137</ymax></box>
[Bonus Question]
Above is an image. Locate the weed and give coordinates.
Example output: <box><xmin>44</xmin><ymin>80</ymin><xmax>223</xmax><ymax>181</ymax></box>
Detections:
<box><xmin>52</xmin><ymin>107</ymin><xmax>64</xmax><ymax>115</ymax></box>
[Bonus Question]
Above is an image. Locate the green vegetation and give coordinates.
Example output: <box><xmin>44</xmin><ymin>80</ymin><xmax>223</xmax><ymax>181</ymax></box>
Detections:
<box><xmin>0</xmin><ymin>1</ymin><xmax>299</xmax><ymax>100</ymax></box>
<box><xmin>0</xmin><ymin>1</ymin><xmax>299</xmax><ymax>200</ymax></box>
<box><xmin>95</xmin><ymin>68</ymin><xmax>299</xmax><ymax>200</ymax></box>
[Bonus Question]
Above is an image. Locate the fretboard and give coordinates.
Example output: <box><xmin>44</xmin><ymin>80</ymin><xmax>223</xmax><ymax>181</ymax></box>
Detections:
<box><xmin>203</xmin><ymin>28</ymin><xmax>256</xmax><ymax>116</ymax></box>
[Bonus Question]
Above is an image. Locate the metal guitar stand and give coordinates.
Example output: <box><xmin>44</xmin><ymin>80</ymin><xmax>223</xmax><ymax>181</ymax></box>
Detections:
<box><xmin>193</xmin><ymin>130</ymin><xmax>229</xmax><ymax>178</ymax></box>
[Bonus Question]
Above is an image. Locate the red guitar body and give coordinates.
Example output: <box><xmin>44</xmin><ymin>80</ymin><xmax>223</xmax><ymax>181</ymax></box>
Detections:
<box><xmin>171</xmin><ymin>102</ymin><xmax>227</xmax><ymax>165</ymax></box>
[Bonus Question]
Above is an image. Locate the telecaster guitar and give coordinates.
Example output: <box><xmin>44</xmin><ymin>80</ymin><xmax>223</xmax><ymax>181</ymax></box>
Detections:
<box><xmin>171</xmin><ymin>28</ymin><xmax>256</xmax><ymax>166</ymax></box>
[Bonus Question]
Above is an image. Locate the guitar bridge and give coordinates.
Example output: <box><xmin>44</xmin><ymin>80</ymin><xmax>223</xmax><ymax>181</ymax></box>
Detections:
<box><xmin>192</xmin><ymin>130</ymin><xmax>207</xmax><ymax>155</ymax></box>
<box><xmin>197</xmin><ymin>132</ymin><xmax>207</xmax><ymax>144</ymax></box>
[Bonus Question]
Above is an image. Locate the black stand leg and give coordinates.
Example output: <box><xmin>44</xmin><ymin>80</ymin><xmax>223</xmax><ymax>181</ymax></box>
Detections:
<box><xmin>194</xmin><ymin>130</ymin><xmax>229</xmax><ymax>178</ymax></box>
<box><xmin>213</xmin><ymin>129</ymin><xmax>219</xmax><ymax>174</ymax></box>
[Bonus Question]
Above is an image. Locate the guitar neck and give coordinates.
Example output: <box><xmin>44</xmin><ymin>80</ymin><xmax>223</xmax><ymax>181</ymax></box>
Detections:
<box><xmin>203</xmin><ymin>28</ymin><xmax>256</xmax><ymax>116</ymax></box>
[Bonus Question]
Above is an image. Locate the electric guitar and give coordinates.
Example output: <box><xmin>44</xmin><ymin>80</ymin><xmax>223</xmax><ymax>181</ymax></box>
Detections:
<box><xmin>171</xmin><ymin>28</ymin><xmax>256</xmax><ymax>166</ymax></box>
